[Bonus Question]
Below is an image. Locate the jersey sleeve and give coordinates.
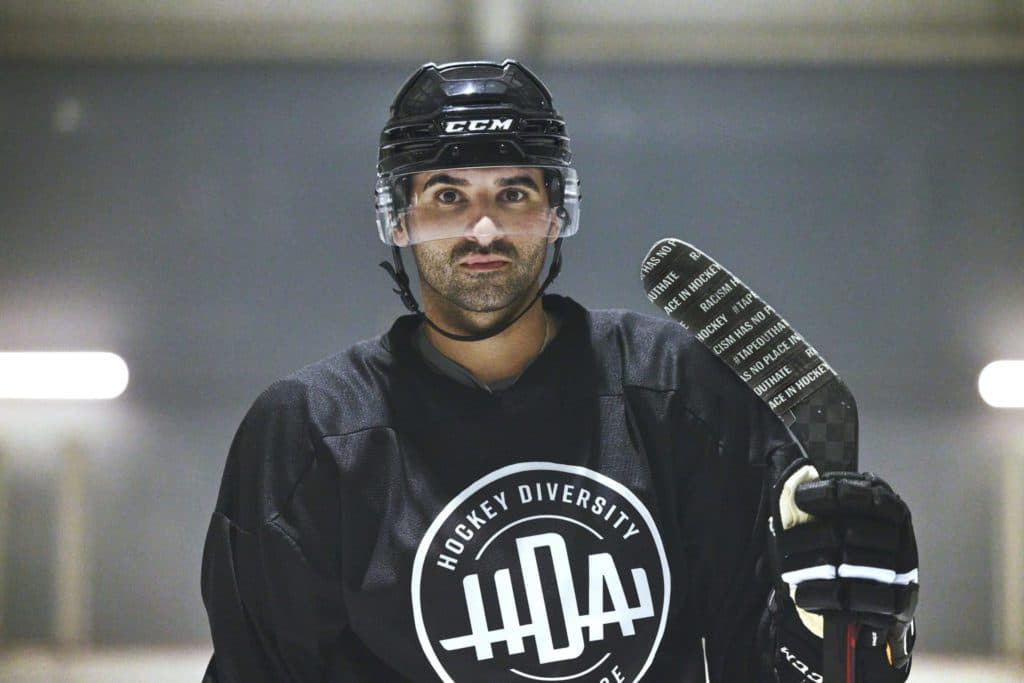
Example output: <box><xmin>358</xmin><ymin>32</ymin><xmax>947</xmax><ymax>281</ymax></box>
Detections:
<box><xmin>200</xmin><ymin>381</ymin><xmax>368</xmax><ymax>682</ymax></box>
<box><xmin>670</xmin><ymin>356</ymin><xmax>807</xmax><ymax>683</ymax></box>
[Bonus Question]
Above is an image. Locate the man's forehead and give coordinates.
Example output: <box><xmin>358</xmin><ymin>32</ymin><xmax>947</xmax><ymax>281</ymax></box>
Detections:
<box><xmin>412</xmin><ymin>166</ymin><xmax>543</xmax><ymax>187</ymax></box>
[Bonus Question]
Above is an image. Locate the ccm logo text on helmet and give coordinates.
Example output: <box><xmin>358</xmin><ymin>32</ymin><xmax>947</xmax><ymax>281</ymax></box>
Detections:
<box><xmin>444</xmin><ymin>118</ymin><xmax>514</xmax><ymax>133</ymax></box>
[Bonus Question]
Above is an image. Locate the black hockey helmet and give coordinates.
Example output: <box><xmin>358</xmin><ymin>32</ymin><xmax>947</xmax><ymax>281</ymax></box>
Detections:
<box><xmin>375</xmin><ymin>60</ymin><xmax>580</xmax><ymax>245</ymax></box>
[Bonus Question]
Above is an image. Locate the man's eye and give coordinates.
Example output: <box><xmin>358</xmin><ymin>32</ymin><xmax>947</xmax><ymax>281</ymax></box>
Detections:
<box><xmin>436</xmin><ymin>189</ymin><xmax>462</xmax><ymax>204</ymax></box>
<box><xmin>501</xmin><ymin>188</ymin><xmax>527</xmax><ymax>202</ymax></box>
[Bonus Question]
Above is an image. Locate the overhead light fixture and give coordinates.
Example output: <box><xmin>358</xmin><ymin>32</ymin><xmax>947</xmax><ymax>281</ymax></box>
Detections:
<box><xmin>978</xmin><ymin>360</ymin><xmax>1024</xmax><ymax>408</ymax></box>
<box><xmin>0</xmin><ymin>352</ymin><xmax>129</xmax><ymax>400</ymax></box>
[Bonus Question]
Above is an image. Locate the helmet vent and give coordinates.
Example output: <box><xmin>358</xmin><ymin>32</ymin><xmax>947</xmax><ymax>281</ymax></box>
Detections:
<box><xmin>442</xmin><ymin>65</ymin><xmax>504</xmax><ymax>80</ymax></box>
<box><xmin>383</xmin><ymin>123</ymin><xmax>435</xmax><ymax>142</ymax></box>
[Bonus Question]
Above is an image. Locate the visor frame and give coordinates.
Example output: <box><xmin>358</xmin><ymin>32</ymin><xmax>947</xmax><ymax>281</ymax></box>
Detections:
<box><xmin>375</xmin><ymin>164</ymin><xmax>580</xmax><ymax>246</ymax></box>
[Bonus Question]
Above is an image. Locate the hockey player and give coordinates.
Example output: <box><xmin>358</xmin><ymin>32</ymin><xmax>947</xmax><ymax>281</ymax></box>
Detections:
<box><xmin>201</xmin><ymin>60</ymin><xmax>918</xmax><ymax>682</ymax></box>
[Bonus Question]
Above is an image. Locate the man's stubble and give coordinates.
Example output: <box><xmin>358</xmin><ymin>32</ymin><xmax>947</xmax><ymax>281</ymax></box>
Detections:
<box><xmin>412</xmin><ymin>237</ymin><xmax>549</xmax><ymax>314</ymax></box>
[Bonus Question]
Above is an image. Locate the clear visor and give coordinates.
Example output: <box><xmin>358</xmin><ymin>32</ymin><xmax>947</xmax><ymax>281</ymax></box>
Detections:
<box><xmin>375</xmin><ymin>165</ymin><xmax>580</xmax><ymax>246</ymax></box>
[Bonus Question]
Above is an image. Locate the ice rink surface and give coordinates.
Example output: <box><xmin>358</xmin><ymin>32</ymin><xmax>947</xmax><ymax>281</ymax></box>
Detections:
<box><xmin>0</xmin><ymin>648</ymin><xmax>1021</xmax><ymax>682</ymax></box>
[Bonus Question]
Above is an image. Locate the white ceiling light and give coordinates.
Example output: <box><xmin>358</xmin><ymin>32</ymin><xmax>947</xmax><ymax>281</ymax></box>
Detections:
<box><xmin>978</xmin><ymin>360</ymin><xmax>1024</xmax><ymax>408</ymax></box>
<box><xmin>0</xmin><ymin>352</ymin><xmax>129</xmax><ymax>400</ymax></box>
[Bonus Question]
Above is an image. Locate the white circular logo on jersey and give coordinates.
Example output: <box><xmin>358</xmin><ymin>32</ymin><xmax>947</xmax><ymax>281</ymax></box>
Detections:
<box><xmin>411</xmin><ymin>462</ymin><xmax>671</xmax><ymax>683</ymax></box>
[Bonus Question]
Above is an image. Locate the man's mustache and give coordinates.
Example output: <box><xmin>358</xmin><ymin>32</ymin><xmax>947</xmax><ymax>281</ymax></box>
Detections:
<box><xmin>450</xmin><ymin>241</ymin><xmax>518</xmax><ymax>262</ymax></box>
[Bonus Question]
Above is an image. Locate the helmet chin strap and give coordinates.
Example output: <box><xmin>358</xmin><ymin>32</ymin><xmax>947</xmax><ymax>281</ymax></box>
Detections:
<box><xmin>378</xmin><ymin>238</ymin><xmax>563</xmax><ymax>343</ymax></box>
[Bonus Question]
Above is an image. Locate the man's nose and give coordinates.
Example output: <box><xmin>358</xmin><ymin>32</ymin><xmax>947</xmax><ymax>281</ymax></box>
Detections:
<box><xmin>466</xmin><ymin>214</ymin><xmax>502</xmax><ymax>247</ymax></box>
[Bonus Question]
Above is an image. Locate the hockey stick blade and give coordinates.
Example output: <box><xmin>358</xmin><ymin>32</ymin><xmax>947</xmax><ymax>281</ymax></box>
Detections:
<box><xmin>641</xmin><ymin>237</ymin><xmax>857</xmax><ymax>683</ymax></box>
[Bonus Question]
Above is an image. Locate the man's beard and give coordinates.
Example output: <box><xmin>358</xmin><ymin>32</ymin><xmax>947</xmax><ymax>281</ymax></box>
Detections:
<box><xmin>412</xmin><ymin>238</ymin><xmax>548</xmax><ymax>314</ymax></box>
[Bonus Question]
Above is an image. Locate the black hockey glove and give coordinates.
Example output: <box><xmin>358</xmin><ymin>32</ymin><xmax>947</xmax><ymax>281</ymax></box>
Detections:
<box><xmin>768</xmin><ymin>458</ymin><xmax>918</xmax><ymax>682</ymax></box>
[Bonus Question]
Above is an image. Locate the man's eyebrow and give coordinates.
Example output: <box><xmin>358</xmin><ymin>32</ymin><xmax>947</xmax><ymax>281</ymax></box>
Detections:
<box><xmin>422</xmin><ymin>173</ymin><xmax>470</xmax><ymax>190</ymax></box>
<box><xmin>496</xmin><ymin>175</ymin><xmax>540</xmax><ymax>191</ymax></box>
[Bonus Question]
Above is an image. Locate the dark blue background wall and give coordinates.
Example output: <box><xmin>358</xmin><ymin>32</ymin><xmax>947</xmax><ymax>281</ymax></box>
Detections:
<box><xmin>1</xmin><ymin>62</ymin><xmax>1021</xmax><ymax>652</ymax></box>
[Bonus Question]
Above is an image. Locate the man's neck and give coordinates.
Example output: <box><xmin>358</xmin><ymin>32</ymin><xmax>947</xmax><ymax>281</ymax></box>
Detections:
<box><xmin>421</xmin><ymin>293</ymin><xmax>552</xmax><ymax>386</ymax></box>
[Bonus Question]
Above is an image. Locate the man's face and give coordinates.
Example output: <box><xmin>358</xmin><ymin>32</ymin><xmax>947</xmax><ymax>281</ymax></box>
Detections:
<box><xmin>401</xmin><ymin>166</ymin><xmax>557</xmax><ymax>314</ymax></box>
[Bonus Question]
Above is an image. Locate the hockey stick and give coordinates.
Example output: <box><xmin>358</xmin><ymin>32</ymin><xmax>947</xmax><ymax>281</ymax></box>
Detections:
<box><xmin>640</xmin><ymin>238</ymin><xmax>858</xmax><ymax>683</ymax></box>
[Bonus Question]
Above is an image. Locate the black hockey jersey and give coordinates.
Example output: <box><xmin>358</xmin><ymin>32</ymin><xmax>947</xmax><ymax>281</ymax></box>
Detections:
<box><xmin>201</xmin><ymin>295</ymin><xmax>804</xmax><ymax>682</ymax></box>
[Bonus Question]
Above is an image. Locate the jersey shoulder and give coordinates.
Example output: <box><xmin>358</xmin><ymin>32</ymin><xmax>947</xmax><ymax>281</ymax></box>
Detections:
<box><xmin>583</xmin><ymin>305</ymin><xmax>743</xmax><ymax>396</ymax></box>
<box><xmin>246</xmin><ymin>334</ymin><xmax>397</xmax><ymax>440</ymax></box>
<box><xmin>581</xmin><ymin>304</ymin><xmax>790</xmax><ymax>459</ymax></box>
<box><xmin>220</xmin><ymin>336</ymin><xmax>397</xmax><ymax>525</ymax></box>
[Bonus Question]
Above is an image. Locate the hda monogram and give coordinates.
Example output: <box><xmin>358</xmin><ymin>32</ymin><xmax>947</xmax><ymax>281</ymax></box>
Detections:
<box><xmin>439</xmin><ymin>532</ymin><xmax>655</xmax><ymax>664</ymax></box>
<box><xmin>412</xmin><ymin>463</ymin><xmax>670</xmax><ymax>683</ymax></box>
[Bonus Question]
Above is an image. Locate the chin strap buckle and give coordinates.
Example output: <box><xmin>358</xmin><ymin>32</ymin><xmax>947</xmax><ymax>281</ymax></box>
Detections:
<box><xmin>378</xmin><ymin>246</ymin><xmax>421</xmax><ymax>314</ymax></box>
